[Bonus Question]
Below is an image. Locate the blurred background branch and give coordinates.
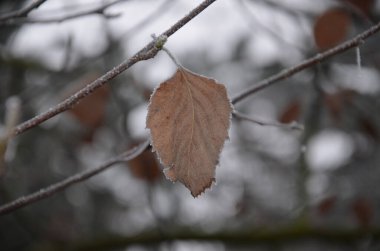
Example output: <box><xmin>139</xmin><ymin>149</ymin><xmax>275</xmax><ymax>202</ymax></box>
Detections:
<box><xmin>233</xmin><ymin>111</ymin><xmax>303</xmax><ymax>130</ymax></box>
<box><xmin>0</xmin><ymin>0</ymin><xmax>126</xmax><ymax>26</ymax></box>
<box><xmin>0</xmin><ymin>0</ymin><xmax>47</xmax><ymax>21</ymax></box>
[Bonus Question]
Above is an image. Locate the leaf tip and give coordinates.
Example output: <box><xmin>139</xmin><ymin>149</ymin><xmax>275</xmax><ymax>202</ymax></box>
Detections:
<box><xmin>190</xmin><ymin>178</ymin><xmax>215</xmax><ymax>198</ymax></box>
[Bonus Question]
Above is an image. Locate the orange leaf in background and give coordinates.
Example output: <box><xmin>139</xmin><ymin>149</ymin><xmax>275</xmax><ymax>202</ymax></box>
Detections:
<box><xmin>279</xmin><ymin>100</ymin><xmax>301</xmax><ymax>123</ymax></box>
<box><xmin>128</xmin><ymin>147</ymin><xmax>161</xmax><ymax>183</ymax></box>
<box><xmin>314</xmin><ymin>8</ymin><xmax>352</xmax><ymax>51</ymax></box>
<box><xmin>147</xmin><ymin>68</ymin><xmax>232</xmax><ymax>197</ymax></box>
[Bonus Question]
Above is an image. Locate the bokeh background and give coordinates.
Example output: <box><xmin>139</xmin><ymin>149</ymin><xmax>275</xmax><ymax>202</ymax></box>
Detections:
<box><xmin>1</xmin><ymin>0</ymin><xmax>380</xmax><ymax>250</ymax></box>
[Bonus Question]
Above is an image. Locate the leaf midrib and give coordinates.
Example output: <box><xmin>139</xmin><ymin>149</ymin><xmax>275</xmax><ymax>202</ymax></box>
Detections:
<box><xmin>180</xmin><ymin>69</ymin><xmax>195</xmax><ymax>176</ymax></box>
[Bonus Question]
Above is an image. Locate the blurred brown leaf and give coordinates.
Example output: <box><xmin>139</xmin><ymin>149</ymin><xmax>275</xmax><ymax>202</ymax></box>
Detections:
<box><xmin>70</xmin><ymin>86</ymin><xmax>109</xmax><ymax>129</ymax></box>
<box><xmin>66</xmin><ymin>73</ymin><xmax>110</xmax><ymax>141</ymax></box>
<box><xmin>147</xmin><ymin>68</ymin><xmax>232</xmax><ymax>197</ymax></box>
<box><xmin>359</xmin><ymin>117</ymin><xmax>379</xmax><ymax>140</ymax></box>
<box><xmin>324</xmin><ymin>89</ymin><xmax>357</xmax><ymax>121</ymax></box>
<box><xmin>279</xmin><ymin>100</ymin><xmax>301</xmax><ymax>123</ymax></box>
<box><xmin>317</xmin><ymin>196</ymin><xmax>337</xmax><ymax>215</ymax></box>
<box><xmin>128</xmin><ymin>147</ymin><xmax>161</xmax><ymax>183</ymax></box>
<box><xmin>314</xmin><ymin>8</ymin><xmax>352</xmax><ymax>51</ymax></box>
<box><xmin>352</xmin><ymin>197</ymin><xmax>373</xmax><ymax>227</ymax></box>
<box><xmin>0</xmin><ymin>140</ymin><xmax>7</xmax><ymax>177</ymax></box>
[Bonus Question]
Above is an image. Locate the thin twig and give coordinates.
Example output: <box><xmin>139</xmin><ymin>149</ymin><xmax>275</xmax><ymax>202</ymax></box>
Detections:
<box><xmin>231</xmin><ymin>20</ymin><xmax>380</xmax><ymax>104</ymax></box>
<box><xmin>12</xmin><ymin>0</ymin><xmax>218</xmax><ymax>136</ymax></box>
<box><xmin>0</xmin><ymin>0</ymin><xmax>125</xmax><ymax>25</ymax></box>
<box><xmin>233</xmin><ymin>111</ymin><xmax>303</xmax><ymax>131</ymax></box>
<box><xmin>0</xmin><ymin>0</ymin><xmax>48</xmax><ymax>21</ymax></box>
<box><xmin>0</xmin><ymin>139</ymin><xmax>150</xmax><ymax>215</ymax></box>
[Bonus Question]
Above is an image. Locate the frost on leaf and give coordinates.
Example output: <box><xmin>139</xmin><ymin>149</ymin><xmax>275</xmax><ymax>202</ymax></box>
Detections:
<box><xmin>146</xmin><ymin>68</ymin><xmax>232</xmax><ymax>197</ymax></box>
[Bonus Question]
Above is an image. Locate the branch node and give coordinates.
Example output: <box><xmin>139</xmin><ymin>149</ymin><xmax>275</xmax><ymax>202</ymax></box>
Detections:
<box><xmin>357</xmin><ymin>38</ymin><xmax>365</xmax><ymax>46</ymax></box>
<box><xmin>152</xmin><ymin>34</ymin><xmax>168</xmax><ymax>50</ymax></box>
<box><xmin>316</xmin><ymin>53</ymin><xmax>322</xmax><ymax>61</ymax></box>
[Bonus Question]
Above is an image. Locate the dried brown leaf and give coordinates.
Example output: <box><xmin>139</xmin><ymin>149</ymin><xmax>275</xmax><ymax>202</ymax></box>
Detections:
<box><xmin>314</xmin><ymin>8</ymin><xmax>352</xmax><ymax>51</ymax></box>
<box><xmin>64</xmin><ymin>73</ymin><xmax>110</xmax><ymax>142</ymax></box>
<box><xmin>317</xmin><ymin>196</ymin><xmax>337</xmax><ymax>215</ymax></box>
<box><xmin>128</xmin><ymin>146</ymin><xmax>161</xmax><ymax>183</ymax></box>
<box><xmin>352</xmin><ymin>197</ymin><xmax>373</xmax><ymax>227</ymax></box>
<box><xmin>324</xmin><ymin>89</ymin><xmax>357</xmax><ymax>121</ymax></box>
<box><xmin>279</xmin><ymin>100</ymin><xmax>301</xmax><ymax>124</ymax></box>
<box><xmin>146</xmin><ymin>68</ymin><xmax>232</xmax><ymax>197</ymax></box>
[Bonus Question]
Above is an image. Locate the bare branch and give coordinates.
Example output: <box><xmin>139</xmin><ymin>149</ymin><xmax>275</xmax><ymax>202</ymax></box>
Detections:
<box><xmin>12</xmin><ymin>0</ymin><xmax>218</xmax><ymax>136</ymax></box>
<box><xmin>231</xmin><ymin>20</ymin><xmax>380</xmax><ymax>105</ymax></box>
<box><xmin>233</xmin><ymin>111</ymin><xmax>303</xmax><ymax>131</ymax></box>
<box><xmin>0</xmin><ymin>139</ymin><xmax>149</xmax><ymax>216</ymax></box>
<box><xmin>0</xmin><ymin>0</ymin><xmax>48</xmax><ymax>21</ymax></box>
<box><xmin>0</xmin><ymin>0</ymin><xmax>125</xmax><ymax>25</ymax></box>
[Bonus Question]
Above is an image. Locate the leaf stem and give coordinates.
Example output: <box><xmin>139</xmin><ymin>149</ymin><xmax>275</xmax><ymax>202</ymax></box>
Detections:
<box><xmin>163</xmin><ymin>47</ymin><xmax>183</xmax><ymax>68</ymax></box>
